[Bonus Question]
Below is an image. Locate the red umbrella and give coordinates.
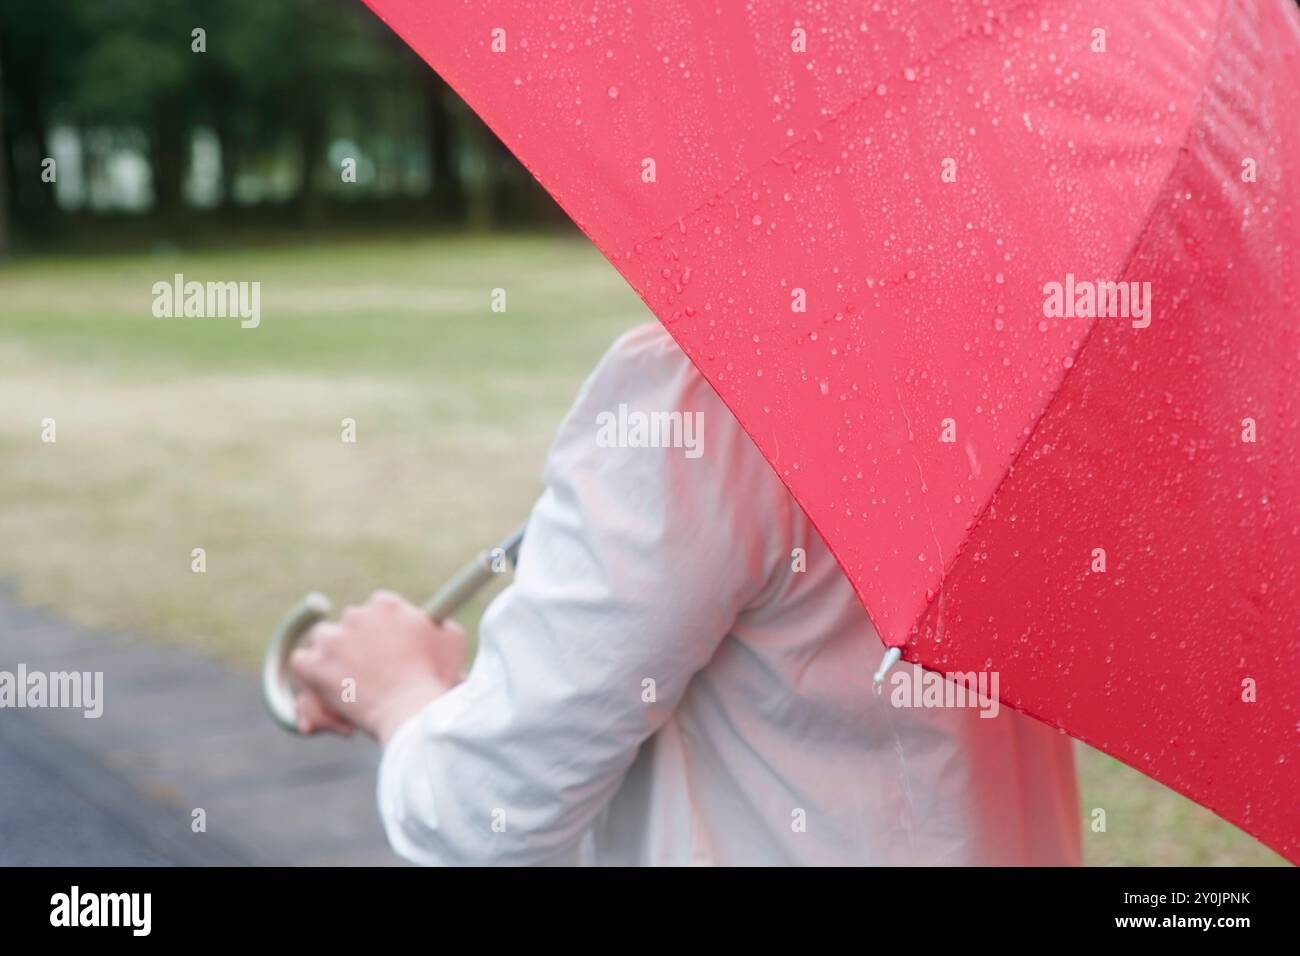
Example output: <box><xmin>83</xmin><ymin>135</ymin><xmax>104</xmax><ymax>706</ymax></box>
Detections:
<box><xmin>360</xmin><ymin>0</ymin><xmax>1300</xmax><ymax>862</ymax></box>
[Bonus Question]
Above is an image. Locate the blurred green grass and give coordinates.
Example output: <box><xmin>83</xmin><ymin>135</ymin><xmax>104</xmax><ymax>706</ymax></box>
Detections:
<box><xmin>0</xmin><ymin>233</ymin><xmax>646</xmax><ymax>661</ymax></box>
<box><xmin>0</xmin><ymin>235</ymin><xmax>635</xmax><ymax>380</ymax></box>
<box><xmin>0</xmin><ymin>234</ymin><xmax>1285</xmax><ymax>866</ymax></box>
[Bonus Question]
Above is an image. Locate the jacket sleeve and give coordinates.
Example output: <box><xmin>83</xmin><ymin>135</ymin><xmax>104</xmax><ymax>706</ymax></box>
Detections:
<box><xmin>376</xmin><ymin>323</ymin><xmax>795</xmax><ymax>865</ymax></box>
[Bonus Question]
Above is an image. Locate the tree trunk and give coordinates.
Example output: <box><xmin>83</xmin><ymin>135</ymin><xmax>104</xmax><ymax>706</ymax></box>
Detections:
<box><xmin>426</xmin><ymin>74</ymin><xmax>464</xmax><ymax>222</ymax></box>
<box><xmin>463</xmin><ymin>117</ymin><xmax>495</xmax><ymax>232</ymax></box>
<box><xmin>149</xmin><ymin>98</ymin><xmax>187</xmax><ymax>224</ymax></box>
<box><xmin>294</xmin><ymin>111</ymin><xmax>326</xmax><ymax>225</ymax></box>
<box><xmin>289</xmin><ymin>109</ymin><xmax>325</xmax><ymax>225</ymax></box>
<box><xmin>212</xmin><ymin>109</ymin><xmax>239</xmax><ymax>211</ymax></box>
<box><xmin>2</xmin><ymin>53</ymin><xmax>53</xmax><ymax>225</ymax></box>
<box><xmin>0</xmin><ymin>40</ymin><xmax>11</xmax><ymax>257</ymax></box>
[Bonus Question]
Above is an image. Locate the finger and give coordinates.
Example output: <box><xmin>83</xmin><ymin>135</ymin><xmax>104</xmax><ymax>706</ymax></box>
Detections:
<box><xmin>436</xmin><ymin>618</ymin><xmax>469</xmax><ymax>657</ymax></box>
<box><xmin>369</xmin><ymin>589</ymin><xmax>403</xmax><ymax>609</ymax></box>
<box><xmin>294</xmin><ymin>691</ymin><xmax>326</xmax><ymax>734</ymax></box>
<box><xmin>289</xmin><ymin>645</ymin><xmax>330</xmax><ymax>694</ymax></box>
<box><xmin>295</xmin><ymin>690</ymin><xmax>354</xmax><ymax>736</ymax></box>
<box><xmin>304</xmin><ymin>621</ymin><xmax>343</xmax><ymax>649</ymax></box>
<box><xmin>438</xmin><ymin>617</ymin><xmax>465</xmax><ymax>636</ymax></box>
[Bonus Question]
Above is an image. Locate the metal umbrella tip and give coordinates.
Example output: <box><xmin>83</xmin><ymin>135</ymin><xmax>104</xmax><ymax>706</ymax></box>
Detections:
<box><xmin>873</xmin><ymin>646</ymin><xmax>902</xmax><ymax>686</ymax></box>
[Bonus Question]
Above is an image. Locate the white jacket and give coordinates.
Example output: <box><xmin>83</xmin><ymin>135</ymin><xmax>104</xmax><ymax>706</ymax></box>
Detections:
<box><xmin>378</xmin><ymin>323</ymin><xmax>1081</xmax><ymax>865</ymax></box>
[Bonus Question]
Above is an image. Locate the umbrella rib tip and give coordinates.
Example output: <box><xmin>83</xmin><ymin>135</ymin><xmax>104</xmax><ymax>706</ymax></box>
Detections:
<box><xmin>872</xmin><ymin>646</ymin><xmax>903</xmax><ymax>686</ymax></box>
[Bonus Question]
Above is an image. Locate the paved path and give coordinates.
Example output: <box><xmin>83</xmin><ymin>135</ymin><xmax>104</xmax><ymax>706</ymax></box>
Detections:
<box><xmin>0</xmin><ymin>586</ymin><xmax>402</xmax><ymax>866</ymax></box>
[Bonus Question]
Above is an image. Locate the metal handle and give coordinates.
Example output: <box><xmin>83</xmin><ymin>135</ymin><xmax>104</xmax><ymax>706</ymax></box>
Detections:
<box><xmin>262</xmin><ymin>525</ymin><xmax>525</xmax><ymax>734</ymax></box>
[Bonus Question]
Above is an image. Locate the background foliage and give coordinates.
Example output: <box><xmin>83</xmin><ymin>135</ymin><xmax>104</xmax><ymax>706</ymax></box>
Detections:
<box><xmin>0</xmin><ymin>0</ymin><xmax>558</xmax><ymax>254</ymax></box>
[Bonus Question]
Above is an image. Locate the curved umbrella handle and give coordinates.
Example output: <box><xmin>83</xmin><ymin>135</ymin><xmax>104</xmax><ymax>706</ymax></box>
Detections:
<box><xmin>262</xmin><ymin>592</ymin><xmax>333</xmax><ymax>733</ymax></box>
<box><xmin>262</xmin><ymin>525</ymin><xmax>526</xmax><ymax>734</ymax></box>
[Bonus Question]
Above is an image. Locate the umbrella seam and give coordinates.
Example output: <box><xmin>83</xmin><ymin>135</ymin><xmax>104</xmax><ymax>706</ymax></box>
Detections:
<box><xmin>916</xmin><ymin>0</ymin><xmax>1236</xmax><ymax>629</ymax></box>
<box><xmin>905</xmin><ymin>0</ymin><xmax>1284</xmax><ymax>861</ymax></box>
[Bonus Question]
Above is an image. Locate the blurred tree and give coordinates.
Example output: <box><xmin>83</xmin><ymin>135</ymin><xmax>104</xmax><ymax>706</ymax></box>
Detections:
<box><xmin>192</xmin><ymin>0</ymin><xmax>256</xmax><ymax>209</ymax></box>
<box><xmin>0</xmin><ymin>37</ymin><xmax>9</xmax><ymax>256</ymax></box>
<box><xmin>69</xmin><ymin>0</ymin><xmax>196</xmax><ymax>221</ymax></box>
<box><xmin>0</xmin><ymin>0</ymin><xmax>84</xmax><ymax>229</ymax></box>
<box><xmin>0</xmin><ymin>0</ymin><xmax>560</xmax><ymax>243</ymax></box>
<box><xmin>207</xmin><ymin>0</ymin><xmax>421</xmax><ymax>222</ymax></box>
<box><xmin>427</xmin><ymin>72</ymin><xmax>465</xmax><ymax>223</ymax></box>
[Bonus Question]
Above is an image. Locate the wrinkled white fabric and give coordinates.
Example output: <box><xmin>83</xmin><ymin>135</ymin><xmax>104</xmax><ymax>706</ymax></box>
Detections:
<box><xmin>378</xmin><ymin>323</ymin><xmax>1081</xmax><ymax>866</ymax></box>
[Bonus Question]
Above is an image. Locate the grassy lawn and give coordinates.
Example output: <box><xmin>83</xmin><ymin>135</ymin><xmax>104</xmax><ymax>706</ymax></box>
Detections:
<box><xmin>0</xmin><ymin>233</ymin><xmax>1283</xmax><ymax>866</ymax></box>
<box><xmin>0</xmin><ymin>233</ymin><xmax>646</xmax><ymax>662</ymax></box>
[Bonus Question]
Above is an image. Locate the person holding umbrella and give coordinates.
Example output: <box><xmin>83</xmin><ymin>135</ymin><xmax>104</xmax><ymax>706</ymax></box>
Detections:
<box><xmin>289</xmin><ymin>322</ymin><xmax>1082</xmax><ymax>866</ymax></box>
<box><xmin>286</xmin><ymin>0</ymin><xmax>1300</xmax><ymax>865</ymax></box>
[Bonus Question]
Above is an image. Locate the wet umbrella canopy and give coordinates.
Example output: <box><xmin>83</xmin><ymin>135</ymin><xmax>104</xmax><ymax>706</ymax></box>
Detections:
<box><xmin>359</xmin><ymin>0</ymin><xmax>1300</xmax><ymax>861</ymax></box>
